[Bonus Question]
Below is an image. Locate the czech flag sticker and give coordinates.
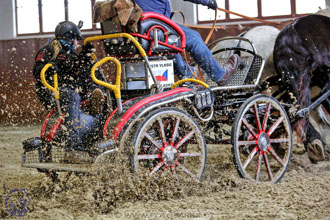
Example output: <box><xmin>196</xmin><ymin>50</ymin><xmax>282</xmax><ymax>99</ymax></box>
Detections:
<box><xmin>148</xmin><ymin>60</ymin><xmax>174</xmax><ymax>88</ymax></box>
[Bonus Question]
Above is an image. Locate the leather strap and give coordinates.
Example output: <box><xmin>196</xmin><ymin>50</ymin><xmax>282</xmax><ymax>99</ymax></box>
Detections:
<box><xmin>205</xmin><ymin>9</ymin><xmax>217</xmax><ymax>45</ymax></box>
<box><xmin>179</xmin><ymin>23</ymin><xmax>225</xmax><ymax>30</ymax></box>
<box><xmin>182</xmin><ymin>50</ymin><xmax>201</xmax><ymax>81</ymax></box>
<box><xmin>216</xmin><ymin>7</ymin><xmax>281</xmax><ymax>25</ymax></box>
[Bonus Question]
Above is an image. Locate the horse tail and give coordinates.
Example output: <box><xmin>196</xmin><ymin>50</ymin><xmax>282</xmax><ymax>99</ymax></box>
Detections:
<box><xmin>273</xmin><ymin>23</ymin><xmax>312</xmax><ymax>142</ymax></box>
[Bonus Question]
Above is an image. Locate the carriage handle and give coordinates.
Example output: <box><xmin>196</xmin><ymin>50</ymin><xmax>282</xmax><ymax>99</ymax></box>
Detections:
<box><xmin>40</xmin><ymin>63</ymin><xmax>62</xmax><ymax>114</ymax></box>
<box><xmin>84</xmin><ymin>33</ymin><xmax>147</xmax><ymax>57</ymax></box>
<box><xmin>90</xmin><ymin>56</ymin><xmax>123</xmax><ymax>113</ymax></box>
<box><xmin>170</xmin><ymin>78</ymin><xmax>209</xmax><ymax>89</ymax></box>
<box><xmin>207</xmin><ymin>36</ymin><xmax>258</xmax><ymax>54</ymax></box>
<box><xmin>84</xmin><ymin>33</ymin><xmax>161</xmax><ymax>91</ymax></box>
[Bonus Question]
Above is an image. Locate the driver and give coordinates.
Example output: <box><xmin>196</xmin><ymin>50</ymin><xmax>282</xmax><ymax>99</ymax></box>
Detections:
<box><xmin>33</xmin><ymin>21</ymin><xmax>106</xmax><ymax>162</ymax></box>
<box><xmin>133</xmin><ymin>0</ymin><xmax>240</xmax><ymax>85</ymax></box>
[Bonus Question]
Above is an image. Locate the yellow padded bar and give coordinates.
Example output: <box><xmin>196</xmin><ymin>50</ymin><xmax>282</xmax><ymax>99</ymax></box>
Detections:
<box><xmin>91</xmin><ymin>57</ymin><xmax>122</xmax><ymax>99</ymax></box>
<box><xmin>170</xmin><ymin>78</ymin><xmax>209</xmax><ymax>89</ymax></box>
<box><xmin>40</xmin><ymin>63</ymin><xmax>60</xmax><ymax>99</ymax></box>
<box><xmin>84</xmin><ymin>33</ymin><xmax>147</xmax><ymax>58</ymax></box>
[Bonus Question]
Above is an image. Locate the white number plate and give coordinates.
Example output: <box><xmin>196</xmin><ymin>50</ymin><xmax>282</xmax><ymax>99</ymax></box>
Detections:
<box><xmin>147</xmin><ymin>60</ymin><xmax>175</xmax><ymax>89</ymax></box>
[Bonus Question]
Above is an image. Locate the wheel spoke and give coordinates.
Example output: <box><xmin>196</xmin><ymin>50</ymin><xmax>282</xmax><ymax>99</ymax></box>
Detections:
<box><xmin>170</xmin><ymin>117</ymin><xmax>181</xmax><ymax>145</ymax></box>
<box><xmin>137</xmin><ymin>154</ymin><xmax>160</xmax><ymax>160</ymax></box>
<box><xmin>243</xmin><ymin>147</ymin><xmax>258</xmax><ymax>169</ymax></box>
<box><xmin>233</xmin><ymin>96</ymin><xmax>292</xmax><ymax>183</ymax></box>
<box><xmin>238</xmin><ymin>140</ymin><xmax>257</xmax><ymax>145</ymax></box>
<box><xmin>267</xmin><ymin>116</ymin><xmax>284</xmax><ymax>136</ymax></box>
<box><xmin>263</xmin><ymin>153</ymin><xmax>273</xmax><ymax>181</ymax></box>
<box><xmin>254</xmin><ymin>103</ymin><xmax>262</xmax><ymax>132</ymax></box>
<box><xmin>262</xmin><ymin>103</ymin><xmax>271</xmax><ymax>131</ymax></box>
<box><xmin>174</xmin><ymin>130</ymin><xmax>195</xmax><ymax>150</ymax></box>
<box><xmin>144</xmin><ymin>132</ymin><xmax>162</xmax><ymax>150</ymax></box>
<box><xmin>267</xmin><ymin>146</ymin><xmax>284</xmax><ymax>166</ymax></box>
<box><xmin>134</xmin><ymin>109</ymin><xmax>206</xmax><ymax>180</ymax></box>
<box><xmin>150</xmin><ymin>162</ymin><xmax>164</xmax><ymax>175</ymax></box>
<box><xmin>157</xmin><ymin>118</ymin><xmax>167</xmax><ymax>145</ymax></box>
<box><xmin>177</xmin><ymin>162</ymin><xmax>196</xmax><ymax>178</ymax></box>
<box><xmin>269</xmin><ymin>138</ymin><xmax>289</xmax><ymax>143</ymax></box>
<box><xmin>242</xmin><ymin>118</ymin><xmax>257</xmax><ymax>139</ymax></box>
<box><xmin>256</xmin><ymin>152</ymin><xmax>263</xmax><ymax>181</ymax></box>
<box><xmin>179</xmin><ymin>152</ymin><xmax>201</xmax><ymax>157</ymax></box>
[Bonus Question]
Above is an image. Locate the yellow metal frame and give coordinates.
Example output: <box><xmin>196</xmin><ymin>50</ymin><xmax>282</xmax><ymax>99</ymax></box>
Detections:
<box><xmin>86</xmin><ymin>33</ymin><xmax>150</xmax><ymax>101</ymax></box>
<box><xmin>40</xmin><ymin>34</ymin><xmax>210</xmax><ymax>102</ymax></box>
<box><xmin>91</xmin><ymin>57</ymin><xmax>122</xmax><ymax>99</ymax></box>
<box><xmin>84</xmin><ymin>33</ymin><xmax>147</xmax><ymax>58</ymax></box>
<box><xmin>170</xmin><ymin>78</ymin><xmax>209</xmax><ymax>89</ymax></box>
<box><xmin>40</xmin><ymin>63</ymin><xmax>60</xmax><ymax>99</ymax></box>
<box><xmin>86</xmin><ymin>33</ymin><xmax>211</xmax><ymax>98</ymax></box>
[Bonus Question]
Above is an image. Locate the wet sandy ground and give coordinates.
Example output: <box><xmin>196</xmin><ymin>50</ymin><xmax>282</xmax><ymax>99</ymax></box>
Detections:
<box><xmin>1</xmin><ymin>125</ymin><xmax>330</xmax><ymax>219</ymax></box>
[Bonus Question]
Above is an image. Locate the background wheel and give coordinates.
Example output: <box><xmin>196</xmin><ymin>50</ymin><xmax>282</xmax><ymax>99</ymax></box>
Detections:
<box><xmin>232</xmin><ymin>94</ymin><xmax>292</xmax><ymax>183</ymax></box>
<box><xmin>132</xmin><ymin>107</ymin><xmax>206</xmax><ymax>180</ymax></box>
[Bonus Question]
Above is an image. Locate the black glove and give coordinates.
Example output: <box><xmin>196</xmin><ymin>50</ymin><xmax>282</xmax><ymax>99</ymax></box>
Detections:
<box><xmin>80</xmin><ymin>42</ymin><xmax>94</xmax><ymax>56</ymax></box>
<box><xmin>207</xmin><ymin>0</ymin><xmax>218</xmax><ymax>10</ymax></box>
<box><xmin>79</xmin><ymin>42</ymin><xmax>95</xmax><ymax>65</ymax></box>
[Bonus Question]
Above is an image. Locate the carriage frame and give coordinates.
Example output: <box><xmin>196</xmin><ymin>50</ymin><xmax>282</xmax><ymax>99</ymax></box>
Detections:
<box><xmin>22</xmin><ymin>12</ymin><xmax>296</xmax><ymax>183</ymax></box>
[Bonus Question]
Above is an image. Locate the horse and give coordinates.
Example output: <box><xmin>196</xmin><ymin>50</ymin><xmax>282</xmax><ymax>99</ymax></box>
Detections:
<box><xmin>273</xmin><ymin>14</ymin><xmax>330</xmax><ymax>161</ymax></box>
<box><xmin>209</xmin><ymin>15</ymin><xmax>330</xmax><ymax>161</ymax></box>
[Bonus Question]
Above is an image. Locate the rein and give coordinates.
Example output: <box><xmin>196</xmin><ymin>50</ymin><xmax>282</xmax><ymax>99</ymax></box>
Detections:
<box><xmin>216</xmin><ymin>7</ymin><xmax>281</xmax><ymax>25</ymax></box>
<box><xmin>196</xmin><ymin>9</ymin><xmax>219</xmax><ymax>82</ymax></box>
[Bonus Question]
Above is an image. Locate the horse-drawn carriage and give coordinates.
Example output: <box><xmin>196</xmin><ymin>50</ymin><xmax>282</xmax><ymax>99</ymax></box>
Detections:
<box><xmin>22</xmin><ymin>11</ymin><xmax>294</xmax><ymax>183</ymax></box>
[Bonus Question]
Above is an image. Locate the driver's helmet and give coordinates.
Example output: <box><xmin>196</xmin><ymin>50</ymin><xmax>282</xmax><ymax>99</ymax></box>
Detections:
<box><xmin>55</xmin><ymin>21</ymin><xmax>82</xmax><ymax>43</ymax></box>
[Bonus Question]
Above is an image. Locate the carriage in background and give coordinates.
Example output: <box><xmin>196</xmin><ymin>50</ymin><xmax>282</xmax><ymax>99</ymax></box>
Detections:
<box><xmin>22</xmin><ymin>9</ymin><xmax>293</xmax><ymax>183</ymax></box>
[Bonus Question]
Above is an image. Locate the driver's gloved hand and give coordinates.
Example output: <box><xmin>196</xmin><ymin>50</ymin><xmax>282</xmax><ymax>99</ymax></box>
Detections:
<box><xmin>79</xmin><ymin>42</ymin><xmax>95</xmax><ymax>66</ymax></box>
<box><xmin>207</xmin><ymin>0</ymin><xmax>218</xmax><ymax>10</ymax></box>
<box><xmin>80</xmin><ymin>42</ymin><xmax>94</xmax><ymax>56</ymax></box>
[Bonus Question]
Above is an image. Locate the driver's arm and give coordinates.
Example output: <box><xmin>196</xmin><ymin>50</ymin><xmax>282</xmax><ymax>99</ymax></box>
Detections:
<box><xmin>183</xmin><ymin>0</ymin><xmax>218</xmax><ymax>10</ymax></box>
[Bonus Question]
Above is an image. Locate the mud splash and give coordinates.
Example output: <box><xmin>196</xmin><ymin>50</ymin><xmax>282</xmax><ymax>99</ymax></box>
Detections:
<box><xmin>1</xmin><ymin>125</ymin><xmax>330</xmax><ymax>219</ymax></box>
<box><xmin>25</xmin><ymin>164</ymin><xmax>238</xmax><ymax>216</ymax></box>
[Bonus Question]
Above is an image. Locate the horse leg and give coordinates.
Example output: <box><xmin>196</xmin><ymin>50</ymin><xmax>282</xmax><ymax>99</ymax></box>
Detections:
<box><xmin>304</xmin><ymin>72</ymin><xmax>329</xmax><ymax>162</ymax></box>
<box><xmin>321</xmin><ymin>81</ymin><xmax>330</xmax><ymax>112</ymax></box>
<box><xmin>291</xmin><ymin>69</ymin><xmax>311</xmax><ymax>143</ymax></box>
<box><xmin>290</xmin><ymin>69</ymin><xmax>325</xmax><ymax>161</ymax></box>
<box><xmin>305</xmin><ymin>123</ymin><xmax>325</xmax><ymax>162</ymax></box>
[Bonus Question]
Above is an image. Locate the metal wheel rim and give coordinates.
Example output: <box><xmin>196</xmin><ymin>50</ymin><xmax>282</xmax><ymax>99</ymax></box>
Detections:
<box><xmin>133</xmin><ymin>108</ymin><xmax>206</xmax><ymax>180</ymax></box>
<box><xmin>233</xmin><ymin>95</ymin><xmax>292</xmax><ymax>183</ymax></box>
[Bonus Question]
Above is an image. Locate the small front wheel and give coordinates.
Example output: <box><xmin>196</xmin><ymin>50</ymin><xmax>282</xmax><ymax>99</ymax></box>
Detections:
<box><xmin>232</xmin><ymin>94</ymin><xmax>292</xmax><ymax>183</ymax></box>
<box><xmin>132</xmin><ymin>107</ymin><xmax>206</xmax><ymax>180</ymax></box>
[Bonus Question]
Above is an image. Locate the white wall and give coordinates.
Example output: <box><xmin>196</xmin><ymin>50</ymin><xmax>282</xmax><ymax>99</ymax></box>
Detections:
<box><xmin>0</xmin><ymin>0</ymin><xmax>16</xmax><ymax>40</ymax></box>
<box><xmin>1</xmin><ymin>0</ymin><xmax>330</xmax><ymax>40</ymax></box>
<box><xmin>170</xmin><ymin>0</ymin><xmax>196</xmax><ymax>25</ymax></box>
<box><xmin>0</xmin><ymin>0</ymin><xmax>197</xmax><ymax>40</ymax></box>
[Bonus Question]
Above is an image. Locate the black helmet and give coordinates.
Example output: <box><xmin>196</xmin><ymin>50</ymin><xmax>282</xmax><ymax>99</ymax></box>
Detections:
<box><xmin>55</xmin><ymin>21</ymin><xmax>83</xmax><ymax>43</ymax></box>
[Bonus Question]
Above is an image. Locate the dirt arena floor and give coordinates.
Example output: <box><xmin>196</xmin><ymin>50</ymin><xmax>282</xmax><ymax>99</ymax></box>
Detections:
<box><xmin>1</xmin><ymin>125</ymin><xmax>330</xmax><ymax>220</ymax></box>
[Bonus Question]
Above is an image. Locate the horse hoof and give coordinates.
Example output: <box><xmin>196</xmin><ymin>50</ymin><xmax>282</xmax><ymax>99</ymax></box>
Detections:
<box><xmin>307</xmin><ymin>139</ymin><xmax>325</xmax><ymax>162</ymax></box>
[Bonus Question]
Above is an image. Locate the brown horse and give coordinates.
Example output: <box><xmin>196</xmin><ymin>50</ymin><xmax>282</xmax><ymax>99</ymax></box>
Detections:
<box><xmin>273</xmin><ymin>14</ymin><xmax>330</xmax><ymax>161</ymax></box>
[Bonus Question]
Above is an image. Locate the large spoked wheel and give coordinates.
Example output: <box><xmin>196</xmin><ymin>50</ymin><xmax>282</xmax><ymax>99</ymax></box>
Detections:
<box><xmin>132</xmin><ymin>107</ymin><xmax>206</xmax><ymax>180</ymax></box>
<box><xmin>232</xmin><ymin>94</ymin><xmax>292</xmax><ymax>183</ymax></box>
